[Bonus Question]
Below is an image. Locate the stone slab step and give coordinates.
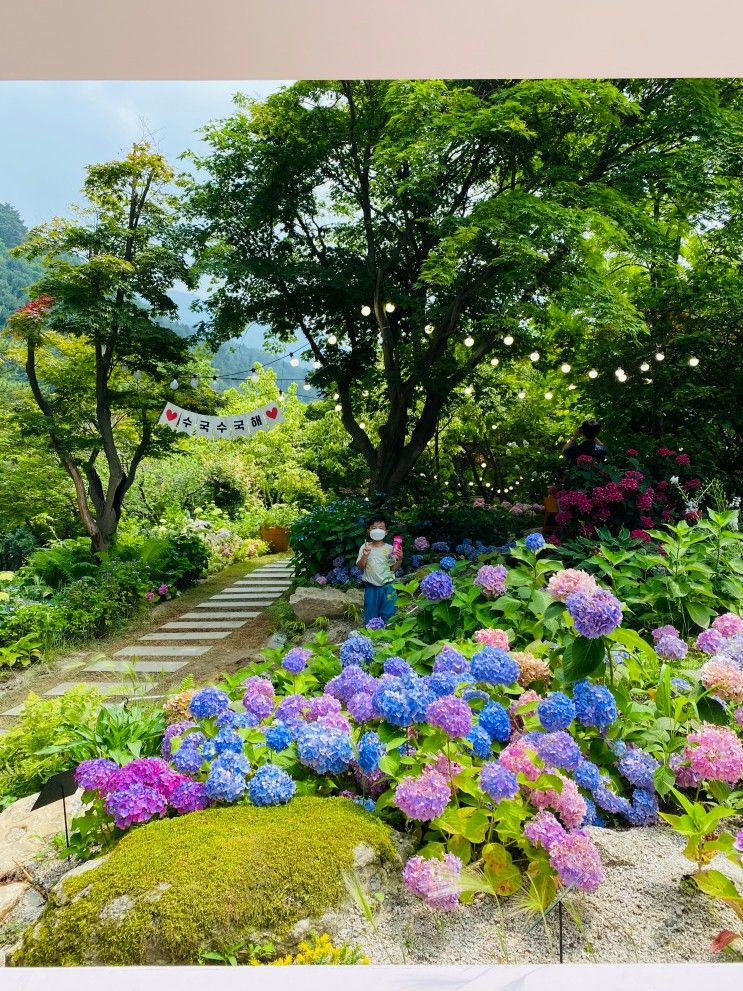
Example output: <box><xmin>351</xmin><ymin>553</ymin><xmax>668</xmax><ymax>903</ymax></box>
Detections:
<box><xmin>212</xmin><ymin>588</ymin><xmax>279</xmax><ymax>595</ymax></box>
<box><xmin>208</xmin><ymin>595</ymin><xmax>278</xmax><ymax>602</ymax></box>
<box><xmin>1</xmin><ymin>704</ymin><xmax>25</xmax><ymax>717</ymax></box>
<box><xmin>180</xmin><ymin>610</ymin><xmax>259</xmax><ymax>619</ymax></box>
<box><xmin>194</xmin><ymin>602</ymin><xmax>270</xmax><ymax>611</ymax></box>
<box><xmin>233</xmin><ymin>582</ymin><xmax>289</xmax><ymax>587</ymax></box>
<box><xmin>43</xmin><ymin>681</ymin><xmax>154</xmax><ymax>697</ymax></box>
<box><xmin>162</xmin><ymin>620</ymin><xmax>247</xmax><ymax>630</ymax></box>
<box><xmin>85</xmin><ymin>659</ymin><xmax>188</xmax><ymax>674</ymax></box>
<box><xmin>138</xmin><ymin>631</ymin><xmax>231</xmax><ymax>641</ymax></box>
<box><xmin>114</xmin><ymin>645</ymin><xmax>210</xmax><ymax>657</ymax></box>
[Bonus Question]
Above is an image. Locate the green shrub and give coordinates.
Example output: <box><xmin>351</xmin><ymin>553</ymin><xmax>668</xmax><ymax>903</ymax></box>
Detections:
<box><xmin>22</xmin><ymin>537</ymin><xmax>98</xmax><ymax>589</ymax></box>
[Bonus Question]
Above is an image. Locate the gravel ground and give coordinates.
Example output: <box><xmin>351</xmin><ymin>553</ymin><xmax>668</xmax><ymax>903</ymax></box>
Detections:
<box><xmin>324</xmin><ymin>825</ymin><xmax>743</xmax><ymax>965</ymax></box>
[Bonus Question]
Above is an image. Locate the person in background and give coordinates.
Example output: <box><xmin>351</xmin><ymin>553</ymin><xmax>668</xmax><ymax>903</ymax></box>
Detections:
<box><xmin>356</xmin><ymin>515</ymin><xmax>401</xmax><ymax>626</ymax></box>
<box><xmin>562</xmin><ymin>419</ymin><xmax>608</xmax><ymax>466</ymax></box>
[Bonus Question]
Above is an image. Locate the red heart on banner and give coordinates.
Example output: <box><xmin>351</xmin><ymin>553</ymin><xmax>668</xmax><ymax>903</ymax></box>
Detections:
<box><xmin>265</xmin><ymin>407</ymin><xmax>279</xmax><ymax>419</ymax></box>
<box><xmin>165</xmin><ymin>409</ymin><xmax>178</xmax><ymax>422</ymax></box>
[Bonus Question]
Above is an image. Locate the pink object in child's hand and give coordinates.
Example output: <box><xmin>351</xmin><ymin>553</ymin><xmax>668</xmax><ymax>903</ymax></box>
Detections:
<box><xmin>393</xmin><ymin>535</ymin><xmax>403</xmax><ymax>554</ymax></box>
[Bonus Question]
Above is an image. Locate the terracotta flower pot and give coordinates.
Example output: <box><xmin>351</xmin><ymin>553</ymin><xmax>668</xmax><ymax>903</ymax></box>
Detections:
<box><xmin>259</xmin><ymin>526</ymin><xmax>290</xmax><ymax>552</ymax></box>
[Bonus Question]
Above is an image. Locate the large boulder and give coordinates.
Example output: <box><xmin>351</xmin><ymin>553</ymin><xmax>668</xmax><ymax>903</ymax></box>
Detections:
<box><xmin>290</xmin><ymin>586</ymin><xmax>362</xmax><ymax>623</ymax></box>
<box><xmin>12</xmin><ymin>797</ymin><xmax>397</xmax><ymax>966</ymax></box>
<box><xmin>0</xmin><ymin>790</ymin><xmax>84</xmax><ymax>876</ymax></box>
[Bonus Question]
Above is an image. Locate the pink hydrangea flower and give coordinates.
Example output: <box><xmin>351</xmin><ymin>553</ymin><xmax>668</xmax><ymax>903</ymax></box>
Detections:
<box><xmin>712</xmin><ymin>613</ymin><xmax>743</xmax><ymax>638</ymax></box>
<box><xmin>394</xmin><ymin>769</ymin><xmax>451</xmax><ymax>821</ymax></box>
<box><xmin>158</xmin><ymin>584</ymin><xmax>169</xmax><ymax>596</ymax></box>
<box><xmin>403</xmin><ymin>853</ymin><xmax>462</xmax><ymax>911</ymax></box>
<box><xmin>549</xmin><ymin>830</ymin><xmax>604</xmax><ymax>892</ymax></box>
<box><xmin>696</xmin><ymin>628</ymin><xmax>727</xmax><ymax>654</ymax></box>
<box><xmin>474</xmin><ymin>628</ymin><xmax>510</xmax><ymax>649</ymax></box>
<box><xmin>700</xmin><ymin>659</ymin><xmax>743</xmax><ymax>704</ymax></box>
<box><xmin>684</xmin><ymin>725</ymin><xmax>743</xmax><ymax>784</ymax></box>
<box><xmin>145</xmin><ymin>591</ymin><xmax>156</xmax><ymax>602</ymax></box>
<box><xmin>528</xmin><ymin>772</ymin><xmax>587</xmax><ymax>829</ymax></box>
<box><xmin>524</xmin><ymin>810</ymin><xmax>566</xmax><ymax>851</ymax></box>
<box><xmin>546</xmin><ymin>568</ymin><xmax>598</xmax><ymax>602</ymax></box>
<box><xmin>498</xmin><ymin>738</ymin><xmax>541</xmax><ymax>782</ymax></box>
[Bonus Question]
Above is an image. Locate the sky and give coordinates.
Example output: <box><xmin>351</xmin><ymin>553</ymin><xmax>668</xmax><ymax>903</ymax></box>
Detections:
<box><xmin>0</xmin><ymin>81</ymin><xmax>287</xmax><ymax>228</ymax></box>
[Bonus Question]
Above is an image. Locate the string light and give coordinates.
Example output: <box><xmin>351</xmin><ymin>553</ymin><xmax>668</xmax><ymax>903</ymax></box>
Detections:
<box><xmin>640</xmin><ymin>362</ymin><xmax>650</xmax><ymax>372</ymax></box>
<box><xmin>133</xmin><ymin>369</ymin><xmax>142</xmax><ymax>382</ymax></box>
<box><xmin>289</xmin><ymin>357</ymin><xmax>299</xmax><ymax>367</ymax></box>
<box><xmin>333</xmin><ymin>393</ymin><xmax>340</xmax><ymax>400</ymax></box>
<box><xmin>313</xmin><ymin>360</ymin><xmax>322</xmax><ymax>369</ymax></box>
<box><xmin>424</xmin><ymin>324</ymin><xmax>434</xmax><ymax>334</ymax></box>
<box><xmin>327</xmin><ymin>334</ymin><xmax>337</xmax><ymax>345</ymax></box>
<box><xmin>560</xmin><ymin>362</ymin><xmax>571</xmax><ymax>373</ymax></box>
<box><xmin>644</xmin><ymin>378</ymin><xmax>653</xmax><ymax>384</ymax></box>
<box><xmin>190</xmin><ymin>376</ymin><xmax>199</xmax><ymax>388</ymax></box>
<box><xmin>303</xmin><ymin>383</ymin><xmax>311</xmax><ymax>391</ymax></box>
<box><xmin>361</xmin><ymin>305</ymin><xmax>371</xmax><ymax>316</ymax></box>
<box><xmin>486</xmin><ymin>482</ymin><xmax>492</xmax><ymax>488</ymax></box>
<box><xmin>359</xmin><ymin>422</ymin><xmax>366</xmax><ymax>430</ymax></box>
<box><xmin>251</xmin><ymin>371</ymin><xmax>260</xmax><ymax>383</ymax></box>
<box><xmin>480</xmin><ymin>462</ymin><xmax>487</xmax><ymax>468</ymax></box>
<box><xmin>689</xmin><ymin>357</ymin><xmax>699</xmax><ymax>367</ymax></box>
<box><xmin>334</xmin><ymin>403</ymin><xmax>342</xmax><ymax>412</ymax></box>
<box><xmin>588</xmin><ymin>369</ymin><xmax>598</xmax><ymax>379</ymax></box>
<box><xmin>464</xmin><ymin>335</ymin><xmax>475</xmax><ymax>347</ymax></box>
<box><xmin>362</xmin><ymin>389</ymin><xmax>369</xmax><ymax>397</ymax></box>
<box><xmin>384</xmin><ymin>302</ymin><xmax>395</xmax><ymax>313</ymax></box>
<box><xmin>490</xmin><ymin>357</ymin><xmax>499</xmax><ymax>366</ymax></box>
<box><xmin>503</xmin><ymin>335</ymin><xmax>514</xmax><ymax>346</ymax></box>
<box><xmin>614</xmin><ymin>368</ymin><xmax>625</xmax><ymax>379</ymax></box>
<box><xmin>544</xmin><ymin>390</ymin><xmax>553</xmax><ymax>400</ymax></box>
<box><xmin>169</xmin><ymin>378</ymin><xmax>179</xmax><ymax>390</ymax></box>
<box><xmin>211</xmin><ymin>378</ymin><xmax>220</xmax><ymax>391</ymax></box>
<box><xmin>567</xmin><ymin>383</ymin><xmax>577</xmax><ymax>390</ymax></box>
<box><xmin>517</xmin><ymin>390</ymin><xmax>526</xmax><ymax>399</ymax></box>
<box><xmin>529</xmin><ymin>351</ymin><xmax>540</xmax><ymax>362</ymax></box>
<box><xmin>277</xmin><ymin>390</ymin><xmax>284</xmax><ymax>401</ymax></box>
<box><xmin>655</xmin><ymin>352</ymin><xmax>665</xmax><ymax>361</ymax></box>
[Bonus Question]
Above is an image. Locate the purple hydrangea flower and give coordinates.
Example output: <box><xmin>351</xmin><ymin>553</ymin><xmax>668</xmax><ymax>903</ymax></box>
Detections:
<box><xmin>394</xmin><ymin>770</ymin><xmax>451</xmax><ymax>821</ymax></box>
<box><xmin>104</xmin><ymin>783</ymin><xmax>168</xmax><ymax>829</ymax></box>
<box><xmin>616</xmin><ymin>747</ymin><xmax>659</xmax><ymax>791</ymax></box>
<box><xmin>655</xmin><ymin>635</ymin><xmax>688</xmax><ymax>660</ymax></box>
<box><xmin>326</xmin><ymin>666</ymin><xmax>377</xmax><ymax>703</ymax></box>
<box><xmin>366</xmin><ymin>617</ymin><xmax>386</xmax><ymax>630</ymax></box>
<box><xmin>433</xmin><ymin>645</ymin><xmax>468</xmax><ymax>674</ymax></box>
<box><xmin>473</xmin><ymin>565</ymin><xmax>507</xmax><ymax>598</ymax></box>
<box><xmin>566</xmin><ymin>589</ymin><xmax>623</xmax><ymax>639</ymax></box>
<box><xmin>171</xmin><ymin>737</ymin><xmax>205</xmax><ymax>775</ymax></box>
<box><xmin>169</xmin><ymin>779</ymin><xmax>210</xmax><ymax>814</ymax></box>
<box><xmin>248</xmin><ymin>763</ymin><xmax>295</xmax><ymax>805</ymax></box>
<box><xmin>695</xmin><ymin>629</ymin><xmax>726</xmax><ymax>655</ymax></box>
<box><xmin>420</xmin><ymin>570</ymin><xmax>455</xmax><ymax>601</ymax></box>
<box><xmin>74</xmin><ymin>758</ymin><xmax>119</xmax><ymax>793</ymax></box>
<box><xmin>652</xmin><ymin>624</ymin><xmax>681</xmax><ymax>643</ymax></box>
<box><xmin>282</xmin><ymin>647</ymin><xmax>312</xmax><ymax>674</ymax></box>
<box><xmin>480</xmin><ymin>762</ymin><xmax>519</xmax><ymax>801</ymax></box>
<box><xmin>347</xmin><ymin>691</ymin><xmax>376</xmax><ymax>723</ymax></box>
<box><xmin>403</xmin><ymin>853</ymin><xmax>462</xmax><ymax>911</ymax></box>
<box><xmin>431</xmin><ymin>541</ymin><xmax>450</xmax><ymax>553</ymax></box>
<box><xmin>339</xmin><ymin>632</ymin><xmax>376</xmax><ymax>668</ymax></box>
<box><xmin>426</xmin><ymin>695</ymin><xmax>473</xmax><ymax>739</ymax></box>
<box><xmin>524</xmin><ymin>810</ymin><xmax>566</xmax><ymax>851</ymax></box>
<box><xmin>593</xmin><ymin>782</ymin><xmax>632</xmax><ymax>817</ymax></box>
<box><xmin>161</xmin><ymin>721</ymin><xmax>198</xmax><ymax>760</ymax></box>
<box><xmin>105</xmin><ymin>758</ymin><xmax>183</xmax><ymax>799</ymax></box>
<box><xmin>384</xmin><ymin>656</ymin><xmax>413</xmax><ymax>677</ymax></box>
<box><xmin>549</xmin><ymin>832</ymin><xmax>604</xmax><ymax>891</ymax></box>
<box><xmin>531</xmin><ymin>731</ymin><xmax>583</xmax><ymax>771</ymax></box>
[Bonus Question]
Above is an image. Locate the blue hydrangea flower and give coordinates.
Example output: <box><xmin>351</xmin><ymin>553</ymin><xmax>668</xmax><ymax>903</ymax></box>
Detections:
<box><xmin>213</xmin><ymin>728</ymin><xmax>244</xmax><ymax>754</ymax></box>
<box><xmin>357</xmin><ymin>731</ymin><xmax>385</xmax><ymax>774</ymax></box>
<box><xmin>205</xmin><ymin>765</ymin><xmax>246</xmax><ymax>803</ymax></box>
<box><xmin>581</xmin><ymin>796</ymin><xmax>605</xmax><ymax>827</ymax></box>
<box><xmin>524</xmin><ymin>533</ymin><xmax>546</xmax><ymax>552</ymax></box>
<box><xmin>670</xmin><ymin>678</ymin><xmax>692</xmax><ymax>696</ymax></box>
<box><xmin>616</xmin><ymin>748</ymin><xmax>659</xmax><ymax>791</ymax></box>
<box><xmin>264</xmin><ymin>721</ymin><xmax>295</xmax><ymax>752</ymax></box>
<box><xmin>282</xmin><ymin>647</ymin><xmax>312</xmax><ymax>674</ymax></box>
<box><xmin>572</xmin><ymin>680</ymin><xmax>618</xmax><ymax>730</ymax></box>
<box><xmin>200</xmin><ymin>740</ymin><xmax>217</xmax><ymax>761</ymax></box>
<box><xmin>212</xmin><ymin>750</ymin><xmax>251</xmax><ymax>776</ymax></box>
<box><xmin>384</xmin><ymin>657</ymin><xmax>413</xmax><ymax>677</ymax></box>
<box><xmin>171</xmin><ymin>738</ymin><xmax>204</xmax><ymax>774</ymax></box>
<box><xmin>431</xmin><ymin>541</ymin><xmax>450</xmax><ymax>553</ymax></box>
<box><xmin>593</xmin><ymin>781</ymin><xmax>632</xmax><ymax>818</ymax></box>
<box><xmin>248</xmin><ymin>763</ymin><xmax>295</xmax><ymax>806</ymax></box>
<box><xmin>190</xmin><ymin>687</ymin><xmax>230</xmax><ymax>719</ymax></box>
<box><xmin>339</xmin><ymin>632</ymin><xmax>375</xmax><ymax>669</ymax></box>
<box><xmin>216</xmin><ymin>709</ymin><xmax>238</xmax><ymax>728</ymax></box>
<box><xmin>566</xmin><ymin>589</ymin><xmax>623</xmax><ymax>638</ymax></box>
<box><xmin>480</xmin><ymin>762</ymin><xmax>519</xmax><ymax>801</ymax></box>
<box><xmin>410</xmin><ymin>554</ymin><xmax>423</xmax><ymax>568</ymax></box>
<box><xmin>420</xmin><ymin>570</ymin><xmax>455</xmax><ymax>601</ymax></box>
<box><xmin>574</xmin><ymin>760</ymin><xmax>602</xmax><ymax>791</ymax></box>
<box><xmin>350</xmin><ymin>565</ymin><xmax>364</xmax><ymax>582</ymax></box>
<box><xmin>433</xmin><ymin>645</ymin><xmax>468</xmax><ymax>674</ymax></box>
<box><xmin>466</xmin><ymin>725</ymin><xmax>493</xmax><ymax>758</ymax></box>
<box><xmin>531</xmin><ymin>731</ymin><xmax>583</xmax><ymax>771</ymax></box>
<box><xmin>353</xmin><ymin>796</ymin><xmax>377</xmax><ymax>813</ymax></box>
<box><xmin>372</xmin><ymin>676</ymin><xmax>434</xmax><ymax>727</ymax></box>
<box><xmin>366</xmin><ymin>617</ymin><xmax>386</xmax><ymax>630</ymax></box>
<box><xmin>439</xmin><ymin>556</ymin><xmax>457</xmax><ymax>570</ymax></box>
<box><xmin>478</xmin><ymin>701</ymin><xmax>511</xmax><ymax>742</ymax></box>
<box><xmin>470</xmin><ymin>647</ymin><xmax>519</xmax><ymax>685</ymax></box>
<box><xmin>234</xmin><ymin>712</ymin><xmax>260</xmax><ymax>730</ymax></box>
<box><xmin>626</xmin><ymin>787</ymin><xmax>658</xmax><ymax>826</ymax></box>
<box><xmin>296</xmin><ymin>722</ymin><xmax>354</xmax><ymax>774</ymax></box>
<box><xmin>537</xmin><ymin>692</ymin><xmax>576</xmax><ymax>732</ymax></box>
<box><xmin>425</xmin><ymin>671</ymin><xmax>461</xmax><ymax>698</ymax></box>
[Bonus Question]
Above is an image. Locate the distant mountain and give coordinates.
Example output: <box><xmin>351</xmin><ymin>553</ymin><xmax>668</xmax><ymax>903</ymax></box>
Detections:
<box><xmin>0</xmin><ymin>202</ymin><xmax>42</xmax><ymax>324</ymax></box>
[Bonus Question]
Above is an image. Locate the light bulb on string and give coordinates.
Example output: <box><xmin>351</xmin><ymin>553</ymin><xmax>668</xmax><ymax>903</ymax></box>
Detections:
<box><xmin>327</xmin><ymin>334</ymin><xmax>337</xmax><ymax>345</ymax></box>
<box><xmin>169</xmin><ymin>378</ymin><xmax>179</xmax><ymax>390</ymax></box>
<box><xmin>362</xmin><ymin>389</ymin><xmax>369</xmax><ymax>397</ymax></box>
<box><xmin>211</xmin><ymin>378</ymin><xmax>220</xmax><ymax>392</ymax></box>
<box><xmin>359</xmin><ymin>422</ymin><xmax>366</xmax><ymax>430</ymax></box>
<box><xmin>312</xmin><ymin>360</ymin><xmax>322</xmax><ymax>369</ymax></box>
<box><xmin>567</xmin><ymin>383</ymin><xmax>577</xmax><ymax>390</ymax></box>
<box><xmin>361</xmin><ymin>305</ymin><xmax>371</xmax><ymax>316</ymax></box>
<box><xmin>655</xmin><ymin>352</ymin><xmax>665</xmax><ymax>361</ymax></box>
<box><xmin>689</xmin><ymin>357</ymin><xmax>699</xmax><ymax>367</ymax></box>
<box><xmin>491</xmin><ymin>357</ymin><xmax>499</xmax><ymax>366</ymax></box>
<box><xmin>468</xmin><ymin>482</ymin><xmax>474</xmax><ymax>487</ymax></box>
<box><xmin>464</xmin><ymin>335</ymin><xmax>475</xmax><ymax>347</ymax></box>
<box><xmin>614</xmin><ymin>368</ymin><xmax>625</xmax><ymax>379</ymax></box>
<box><xmin>588</xmin><ymin>369</ymin><xmax>598</xmax><ymax>379</ymax></box>
<box><xmin>640</xmin><ymin>362</ymin><xmax>650</xmax><ymax>372</ymax></box>
<box><xmin>333</xmin><ymin>393</ymin><xmax>339</xmax><ymax>400</ymax></box>
<box><xmin>480</xmin><ymin>462</ymin><xmax>487</xmax><ymax>469</ymax></box>
<box><xmin>503</xmin><ymin>335</ymin><xmax>514</xmax><ymax>346</ymax></box>
<box><xmin>334</xmin><ymin>403</ymin><xmax>342</xmax><ymax>412</ymax></box>
<box><xmin>384</xmin><ymin>302</ymin><xmax>395</xmax><ymax>313</ymax></box>
<box><xmin>424</xmin><ymin>324</ymin><xmax>434</xmax><ymax>334</ymax></box>
<box><xmin>278</xmin><ymin>390</ymin><xmax>284</xmax><ymax>401</ymax></box>
<box><xmin>644</xmin><ymin>378</ymin><xmax>653</xmax><ymax>384</ymax></box>
<box><xmin>251</xmin><ymin>371</ymin><xmax>260</xmax><ymax>383</ymax></box>
<box><xmin>486</xmin><ymin>482</ymin><xmax>492</xmax><ymax>488</ymax></box>
<box><xmin>290</xmin><ymin>357</ymin><xmax>299</xmax><ymax>367</ymax></box>
<box><xmin>529</xmin><ymin>351</ymin><xmax>540</xmax><ymax>362</ymax></box>
<box><xmin>190</xmin><ymin>376</ymin><xmax>199</xmax><ymax>389</ymax></box>
<box><xmin>560</xmin><ymin>362</ymin><xmax>571</xmax><ymax>373</ymax></box>
<box><xmin>544</xmin><ymin>391</ymin><xmax>553</xmax><ymax>400</ymax></box>
<box><xmin>517</xmin><ymin>390</ymin><xmax>526</xmax><ymax>399</ymax></box>
<box><xmin>303</xmin><ymin>383</ymin><xmax>311</xmax><ymax>391</ymax></box>
<box><xmin>133</xmin><ymin>369</ymin><xmax>142</xmax><ymax>383</ymax></box>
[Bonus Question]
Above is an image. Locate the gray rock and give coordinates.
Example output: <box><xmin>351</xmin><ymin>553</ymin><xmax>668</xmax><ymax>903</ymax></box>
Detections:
<box><xmin>290</xmin><ymin>587</ymin><xmax>360</xmax><ymax>623</ymax></box>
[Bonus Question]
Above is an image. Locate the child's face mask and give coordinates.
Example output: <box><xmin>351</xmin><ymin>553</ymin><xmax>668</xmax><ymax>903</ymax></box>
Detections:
<box><xmin>369</xmin><ymin>527</ymin><xmax>386</xmax><ymax>541</ymax></box>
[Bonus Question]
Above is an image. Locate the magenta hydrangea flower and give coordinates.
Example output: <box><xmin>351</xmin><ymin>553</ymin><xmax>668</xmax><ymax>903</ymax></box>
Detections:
<box><xmin>546</xmin><ymin>569</ymin><xmax>598</xmax><ymax>603</ymax></box>
<box><xmin>473</xmin><ymin>628</ymin><xmax>510</xmax><ymax>649</ymax></box>
<box><xmin>427</xmin><ymin>753</ymin><xmax>463</xmax><ymax>783</ymax></box>
<box><xmin>712</xmin><ymin>613</ymin><xmax>743</xmax><ymax>638</ymax></box>
<box><xmin>403</xmin><ymin>853</ymin><xmax>462</xmax><ymax>911</ymax></box>
<box><xmin>105</xmin><ymin>757</ymin><xmax>183</xmax><ymax>799</ymax></box>
<box><xmin>734</xmin><ymin>830</ymin><xmax>743</xmax><ymax>854</ymax></box>
<box><xmin>426</xmin><ymin>695</ymin><xmax>473</xmax><ymax>739</ymax></box>
<box><xmin>393</xmin><ymin>769</ymin><xmax>451</xmax><ymax>821</ymax></box>
<box><xmin>473</xmin><ymin>565</ymin><xmax>507</xmax><ymax>598</ymax></box>
<box><xmin>684</xmin><ymin>724</ymin><xmax>743</xmax><ymax>784</ymax></box>
<box><xmin>548</xmin><ymin>831</ymin><xmax>604</xmax><ymax>892</ymax></box>
<box><xmin>145</xmin><ymin>591</ymin><xmax>156</xmax><ymax>602</ymax></box>
<box><xmin>74</xmin><ymin>758</ymin><xmax>119</xmax><ymax>793</ymax></box>
<box><xmin>735</xmin><ymin>707</ymin><xmax>743</xmax><ymax>730</ymax></box>
<box><xmin>104</xmin><ymin>783</ymin><xmax>168</xmax><ymax>829</ymax></box>
<box><xmin>158</xmin><ymin>584</ymin><xmax>169</xmax><ymax>596</ymax></box>
<box><xmin>696</xmin><ymin>629</ymin><xmax>727</xmax><ymax>655</ymax></box>
<box><xmin>565</xmin><ymin>589</ymin><xmax>623</xmax><ymax>639</ymax></box>
<box><xmin>669</xmin><ymin>752</ymin><xmax>702</xmax><ymax>790</ymax></box>
<box><xmin>524</xmin><ymin>810</ymin><xmax>566</xmax><ymax>852</ymax></box>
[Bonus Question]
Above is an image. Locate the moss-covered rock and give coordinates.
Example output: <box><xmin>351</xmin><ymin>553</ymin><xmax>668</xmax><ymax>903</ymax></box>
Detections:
<box><xmin>13</xmin><ymin>797</ymin><xmax>397</xmax><ymax>966</ymax></box>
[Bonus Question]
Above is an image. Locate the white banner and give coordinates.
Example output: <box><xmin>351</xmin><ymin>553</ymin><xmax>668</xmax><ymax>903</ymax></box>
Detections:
<box><xmin>158</xmin><ymin>402</ymin><xmax>285</xmax><ymax>440</ymax></box>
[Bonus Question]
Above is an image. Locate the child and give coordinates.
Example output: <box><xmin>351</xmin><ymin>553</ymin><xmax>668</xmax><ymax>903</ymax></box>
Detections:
<box><xmin>356</xmin><ymin>515</ymin><xmax>401</xmax><ymax>626</ymax></box>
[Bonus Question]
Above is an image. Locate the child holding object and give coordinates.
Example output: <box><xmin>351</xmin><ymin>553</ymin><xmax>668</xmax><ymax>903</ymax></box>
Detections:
<box><xmin>356</xmin><ymin>515</ymin><xmax>401</xmax><ymax>625</ymax></box>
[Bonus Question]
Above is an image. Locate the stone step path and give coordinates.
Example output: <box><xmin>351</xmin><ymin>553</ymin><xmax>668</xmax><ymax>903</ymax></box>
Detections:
<box><xmin>0</xmin><ymin>558</ymin><xmax>294</xmax><ymax>718</ymax></box>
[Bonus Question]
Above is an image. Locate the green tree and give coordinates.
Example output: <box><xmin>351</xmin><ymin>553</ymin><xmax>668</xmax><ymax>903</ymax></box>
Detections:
<box><xmin>7</xmin><ymin>144</ymin><xmax>201</xmax><ymax>552</ymax></box>
<box><xmin>186</xmin><ymin>78</ymin><xmax>743</xmax><ymax>495</ymax></box>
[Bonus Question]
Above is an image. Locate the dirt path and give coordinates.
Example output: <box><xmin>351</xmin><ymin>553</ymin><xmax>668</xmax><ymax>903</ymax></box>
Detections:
<box><xmin>0</xmin><ymin>554</ymin><xmax>293</xmax><ymax>729</ymax></box>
